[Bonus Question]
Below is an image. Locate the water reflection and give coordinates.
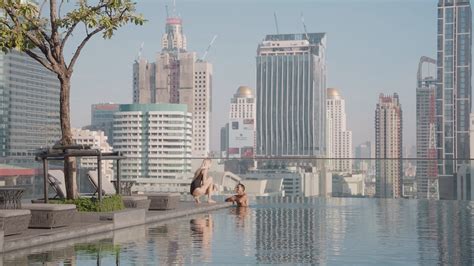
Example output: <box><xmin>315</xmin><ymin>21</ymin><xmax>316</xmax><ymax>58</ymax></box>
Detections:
<box><xmin>255</xmin><ymin>197</ymin><xmax>350</xmax><ymax>264</ymax></box>
<box><xmin>2</xmin><ymin>198</ymin><xmax>474</xmax><ymax>265</ymax></box>
<box><xmin>190</xmin><ymin>215</ymin><xmax>213</xmax><ymax>262</ymax></box>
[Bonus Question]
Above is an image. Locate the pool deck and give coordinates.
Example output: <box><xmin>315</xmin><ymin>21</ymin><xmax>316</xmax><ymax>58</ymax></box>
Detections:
<box><xmin>1</xmin><ymin>201</ymin><xmax>231</xmax><ymax>253</ymax></box>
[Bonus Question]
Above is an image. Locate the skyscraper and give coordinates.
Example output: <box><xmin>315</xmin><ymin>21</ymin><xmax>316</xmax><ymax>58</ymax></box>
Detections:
<box><xmin>416</xmin><ymin>56</ymin><xmax>439</xmax><ymax>199</ymax></box>
<box><xmin>436</xmin><ymin>0</ymin><xmax>472</xmax><ymax>200</ymax></box>
<box><xmin>0</xmin><ymin>50</ymin><xmax>61</xmax><ymax>166</ymax></box>
<box><xmin>256</xmin><ymin>33</ymin><xmax>327</xmax><ymax>158</ymax></box>
<box><xmin>375</xmin><ymin>93</ymin><xmax>403</xmax><ymax>198</ymax></box>
<box><xmin>132</xmin><ymin>13</ymin><xmax>212</xmax><ymax>158</ymax></box>
<box><xmin>326</xmin><ymin>88</ymin><xmax>352</xmax><ymax>173</ymax></box>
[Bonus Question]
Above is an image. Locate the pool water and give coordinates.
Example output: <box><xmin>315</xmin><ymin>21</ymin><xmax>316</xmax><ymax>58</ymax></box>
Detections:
<box><xmin>4</xmin><ymin>197</ymin><xmax>474</xmax><ymax>265</ymax></box>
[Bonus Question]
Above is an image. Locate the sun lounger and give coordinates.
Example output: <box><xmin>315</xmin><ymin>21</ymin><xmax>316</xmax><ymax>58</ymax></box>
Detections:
<box><xmin>87</xmin><ymin>171</ymin><xmax>150</xmax><ymax>209</ymax></box>
<box><xmin>48</xmin><ymin>170</ymin><xmax>66</xmax><ymax>199</ymax></box>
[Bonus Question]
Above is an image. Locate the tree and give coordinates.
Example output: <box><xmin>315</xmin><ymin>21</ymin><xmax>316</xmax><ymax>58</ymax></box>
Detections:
<box><xmin>0</xmin><ymin>0</ymin><xmax>145</xmax><ymax>199</ymax></box>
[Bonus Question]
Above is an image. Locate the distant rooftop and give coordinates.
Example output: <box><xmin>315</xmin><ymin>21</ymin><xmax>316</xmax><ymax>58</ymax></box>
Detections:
<box><xmin>265</xmin><ymin>33</ymin><xmax>326</xmax><ymax>44</ymax></box>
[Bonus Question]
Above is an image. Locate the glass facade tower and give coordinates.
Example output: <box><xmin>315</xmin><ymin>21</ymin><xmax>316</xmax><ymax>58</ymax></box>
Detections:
<box><xmin>256</xmin><ymin>33</ymin><xmax>327</xmax><ymax>158</ymax></box>
<box><xmin>436</xmin><ymin>0</ymin><xmax>472</xmax><ymax>200</ymax></box>
<box><xmin>0</xmin><ymin>50</ymin><xmax>60</xmax><ymax>166</ymax></box>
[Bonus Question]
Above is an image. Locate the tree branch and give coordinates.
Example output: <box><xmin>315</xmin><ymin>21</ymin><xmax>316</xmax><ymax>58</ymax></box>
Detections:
<box><xmin>58</xmin><ymin>0</ymin><xmax>65</xmax><ymax>19</ymax></box>
<box><xmin>67</xmin><ymin>26</ymin><xmax>104</xmax><ymax>72</ymax></box>
<box><xmin>2</xmin><ymin>6</ymin><xmax>57</xmax><ymax>66</ymax></box>
<box><xmin>60</xmin><ymin>2</ymin><xmax>109</xmax><ymax>57</ymax></box>
<box><xmin>24</xmin><ymin>49</ymin><xmax>56</xmax><ymax>73</ymax></box>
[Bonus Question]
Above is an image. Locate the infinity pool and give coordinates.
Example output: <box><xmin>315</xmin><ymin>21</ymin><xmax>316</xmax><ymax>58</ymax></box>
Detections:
<box><xmin>4</xmin><ymin>197</ymin><xmax>474</xmax><ymax>265</ymax></box>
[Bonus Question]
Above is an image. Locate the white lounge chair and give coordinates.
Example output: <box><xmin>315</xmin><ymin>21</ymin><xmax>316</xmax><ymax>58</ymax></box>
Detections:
<box><xmin>48</xmin><ymin>170</ymin><xmax>66</xmax><ymax>199</ymax></box>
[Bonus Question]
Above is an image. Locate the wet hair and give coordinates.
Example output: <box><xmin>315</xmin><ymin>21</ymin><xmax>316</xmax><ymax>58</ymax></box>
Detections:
<box><xmin>236</xmin><ymin>183</ymin><xmax>245</xmax><ymax>192</ymax></box>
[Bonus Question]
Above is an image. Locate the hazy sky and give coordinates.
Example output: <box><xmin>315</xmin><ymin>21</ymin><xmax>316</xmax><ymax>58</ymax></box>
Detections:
<box><xmin>68</xmin><ymin>0</ymin><xmax>445</xmax><ymax>152</ymax></box>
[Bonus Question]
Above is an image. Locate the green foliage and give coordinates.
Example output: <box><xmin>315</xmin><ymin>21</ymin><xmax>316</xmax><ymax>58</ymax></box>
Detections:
<box><xmin>0</xmin><ymin>0</ymin><xmax>146</xmax><ymax>67</ymax></box>
<box><xmin>50</xmin><ymin>195</ymin><xmax>125</xmax><ymax>212</ymax></box>
<box><xmin>75</xmin><ymin>240</ymin><xmax>120</xmax><ymax>256</ymax></box>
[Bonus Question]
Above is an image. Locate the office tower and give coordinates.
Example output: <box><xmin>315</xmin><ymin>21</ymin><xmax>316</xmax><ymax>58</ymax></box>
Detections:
<box><xmin>256</xmin><ymin>33</ymin><xmax>327</xmax><ymax>158</ymax></box>
<box><xmin>113</xmin><ymin>104</ymin><xmax>192</xmax><ymax>193</ymax></box>
<box><xmin>90</xmin><ymin>103</ymin><xmax>119</xmax><ymax>145</ymax></box>
<box><xmin>132</xmin><ymin>14</ymin><xmax>212</xmax><ymax>158</ymax></box>
<box><xmin>326</xmin><ymin>88</ymin><xmax>352</xmax><ymax>173</ymax></box>
<box><xmin>375</xmin><ymin>93</ymin><xmax>403</xmax><ymax>198</ymax></box>
<box><xmin>416</xmin><ymin>56</ymin><xmax>439</xmax><ymax>199</ymax></box>
<box><xmin>0</xmin><ymin>50</ymin><xmax>61</xmax><ymax>166</ymax></box>
<box><xmin>436</xmin><ymin>0</ymin><xmax>472</xmax><ymax>200</ymax></box>
<box><xmin>227</xmin><ymin>86</ymin><xmax>256</xmax><ymax>158</ymax></box>
<box><xmin>470</xmin><ymin>113</ymin><xmax>474</xmax><ymax>200</ymax></box>
<box><xmin>72</xmin><ymin>128</ymin><xmax>113</xmax><ymax>180</ymax></box>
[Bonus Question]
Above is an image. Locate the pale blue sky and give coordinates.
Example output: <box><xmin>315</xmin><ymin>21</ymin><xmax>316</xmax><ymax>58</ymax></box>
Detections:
<box><xmin>68</xmin><ymin>0</ymin><xmax>446</xmax><ymax>152</ymax></box>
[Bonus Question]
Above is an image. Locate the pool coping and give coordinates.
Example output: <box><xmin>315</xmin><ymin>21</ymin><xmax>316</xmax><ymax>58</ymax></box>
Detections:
<box><xmin>1</xmin><ymin>201</ymin><xmax>232</xmax><ymax>253</ymax></box>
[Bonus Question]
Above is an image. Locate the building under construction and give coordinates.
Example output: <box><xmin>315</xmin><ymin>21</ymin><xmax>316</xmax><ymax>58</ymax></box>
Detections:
<box><xmin>132</xmin><ymin>8</ymin><xmax>213</xmax><ymax>159</ymax></box>
<box><xmin>416</xmin><ymin>56</ymin><xmax>438</xmax><ymax>199</ymax></box>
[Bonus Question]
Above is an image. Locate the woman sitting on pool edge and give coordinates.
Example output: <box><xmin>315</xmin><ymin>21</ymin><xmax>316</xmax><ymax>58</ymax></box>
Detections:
<box><xmin>190</xmin><ymin>158</ymin><xmax>216</xmax><ymax>204</ymax></box>
<box><xmin>225</xmin><ymin>183</ymin><xmax>249</xmax><ymax>207</ymax></box>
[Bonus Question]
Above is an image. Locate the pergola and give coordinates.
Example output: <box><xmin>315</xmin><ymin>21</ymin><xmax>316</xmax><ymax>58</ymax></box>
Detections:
<box><xmin>35</xmin><ymin>144</ymin><xmax>127</xmax><ymax>202</ymax></box>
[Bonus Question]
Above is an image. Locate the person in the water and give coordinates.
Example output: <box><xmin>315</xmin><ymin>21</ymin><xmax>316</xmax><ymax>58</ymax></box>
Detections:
<box><xmin>225</xmin><ymin>183</ymin><xmax>249</xmax><ymax>207</ymax></box>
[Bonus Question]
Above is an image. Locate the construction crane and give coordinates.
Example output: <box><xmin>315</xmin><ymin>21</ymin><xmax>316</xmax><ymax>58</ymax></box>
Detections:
<box><xmin>274</xmin><ymin>12</ymin><xmax>280</xmax><ymax>34</ymax></box>
<box><xmin>300</xmin><ymin>12</ymin><xmax>309</xmax><ymax>41</ymax></box>
<box><xmin>201</xmin><ymin>35</ymin><xmax>218</xmax><ymax>61</ymax></box>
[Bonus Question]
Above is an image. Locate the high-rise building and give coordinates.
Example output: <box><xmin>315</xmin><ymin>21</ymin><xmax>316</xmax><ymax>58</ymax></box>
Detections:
<box><xmin>416</xmin><ymin>56</ymin><xmax>439</xmax><ymax>199</ymax></box>
<box><xmin>227</xmin><ymin>86</ymin><xmax>256</xmax><ymax>158</ymax></box>
<box><xmin>256</xmin><ymin>33</ymin><xmax>327</xmax><ymax>158</ymax></box>
<box><xmin>220</xmin><ymin>123</ymin><xmax>229</xmax><ymax>157</ymax></box>
<box><xmin>470</xmin><ymin>113</ymin><xmax>474</xmax><ymax>200</ymax></box>
<box><xmin>72</xmin><ymin>128</ymin><xmax>113</xmax><ymax>180</ymax></box>
<box><xmin>375</xmin><ymin>93</ymin><xmax>403</xmax><ymax>198</ymax></box>
<box><xmin>326</xmin><ymin>88</ymin><xmax>352</xmax><ymax>173</ymax></box>
<box><xmin>0</xmin><ymin>50</ymin><xmax>61</xmax><ymax>166</ymax></box>
<box><xmin>436</xmin><ymin>0</ymin><xmax>472</xmax><ymax>200</ymax></box>
<box><xmin>89</xmin><ymin>103</ymin><xmax>119</xmax><ymax>145</ymax></box>
<box><xmin>132</xmin><ymin>14</ymin><xmax>212</xmax><ymax>158</ymax></box>
<box><xmin>113</xmin><ymin>104</ymin><xmax>192</xmax><ymax>193</ymax></box>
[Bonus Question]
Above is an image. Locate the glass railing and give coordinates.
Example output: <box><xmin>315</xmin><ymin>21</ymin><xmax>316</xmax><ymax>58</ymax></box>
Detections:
<box><xmin>0</xmin><ymin>157</ymin><xmax>472</xmax><ymax>201</ymax></box>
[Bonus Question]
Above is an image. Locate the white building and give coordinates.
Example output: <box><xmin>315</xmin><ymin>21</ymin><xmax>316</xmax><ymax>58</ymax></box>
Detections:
<box><xmin>242</xmin><ymin>166</ymin><xmax>331</xmax><ymax>197</ymax></box>
<box><xmin>227</xmin><ymin>86</ymin><xmax>256</xmax><ymax>158</ymax></box>
<box><xmin>326</xmin><ymin>88</ymin><xmax>352</xmax><ymax>173</ymax></box>
<box><xmin>375</xmin><ymin>93</ymin><xmax>403</xmax><ymax>198</ymax></box>
<box><xmin>113</xmin><ymin>104</ymin><xmax>193</xmax><ymax>193</ymax></box>
<box><xmin>133</xmin><ymin>15</ymin><xmax>212</xmax><ymax>159</ymax></box>
<box><xmin>72</xmin><ymin>128</ymin><xmax>114</xmax><ymax>180</ymax></box>
<box><xmin>332</xmin><ymin>173</ymin><xmax>365</xmax><ymax>197</ymax></box>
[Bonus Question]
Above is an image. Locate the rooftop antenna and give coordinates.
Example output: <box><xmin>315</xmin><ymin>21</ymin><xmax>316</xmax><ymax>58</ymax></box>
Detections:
<box><xmin>201</xmin><ymin>35</ymin><xmax>218</xmax><ymax>61</ymax></box>
<box><xmin>274</xmin><ymin>12</ymin><xmax>280</xmax><ymax>34</ymax></box>
<box><xmin>165</xmin><ymin>4</ymin><xmax>169</xmax><ymax>18</ymax></box>
<box><xmin>301</xmin><ymin>12</ymin><xmax>309</xmax><ymax>41</ymax></box>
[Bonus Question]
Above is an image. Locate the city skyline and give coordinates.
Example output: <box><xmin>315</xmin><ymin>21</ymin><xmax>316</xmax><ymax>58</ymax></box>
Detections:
<box><xmin>67</xmin><ymin>0</ymin><xmax>442</xmax><ymax>153</ymax></box>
